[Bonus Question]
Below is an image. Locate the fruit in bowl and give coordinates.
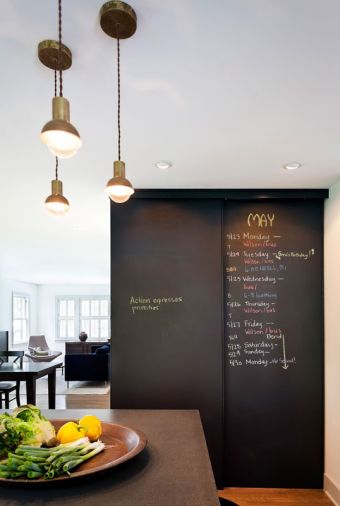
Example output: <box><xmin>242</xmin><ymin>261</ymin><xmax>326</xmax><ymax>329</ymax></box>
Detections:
<box><xmin>56</xmin><ymin>415</ymin><xmax>102</xmax><ymax>444</ymax></box>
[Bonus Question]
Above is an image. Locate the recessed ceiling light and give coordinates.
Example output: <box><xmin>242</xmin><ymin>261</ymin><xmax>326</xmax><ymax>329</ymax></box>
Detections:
<box><xmin>283</xmin><ymin>162</ymin><xmax>301</xmax><ymax>171</ymax></box>
<box><xmin>155</xmin><ymin>161</ymin><xmax>172</xmax><ymax>170</ymax></box>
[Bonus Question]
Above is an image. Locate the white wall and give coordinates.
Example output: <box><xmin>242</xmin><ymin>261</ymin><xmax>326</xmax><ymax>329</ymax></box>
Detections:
<box><xmin>324</xmin><ymin>179</ymin><xmax>340</xmax><ymax>503</ymax></box>
<box><xmin>37</xmin><ymin>284</ymin><xmax>110</xmax><ymax>353</ymax></box>
<box><xmin>0</xmin><ymin>277</ymin><xmax>38</xmax><ymax>349</ymax></box>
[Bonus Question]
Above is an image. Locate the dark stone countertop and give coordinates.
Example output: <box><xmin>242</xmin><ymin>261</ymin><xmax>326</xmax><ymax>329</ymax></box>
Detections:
<box><xmin>0</xmin><ymin>409</ymin><xmax>219</xmax><ymax>506</ymax></box>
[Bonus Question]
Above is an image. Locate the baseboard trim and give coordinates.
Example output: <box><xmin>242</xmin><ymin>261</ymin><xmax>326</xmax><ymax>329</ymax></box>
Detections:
<box><xmin>324</xmin><ymin>474</ymin><xmax>340</xmax><ymax>506</ymax></box>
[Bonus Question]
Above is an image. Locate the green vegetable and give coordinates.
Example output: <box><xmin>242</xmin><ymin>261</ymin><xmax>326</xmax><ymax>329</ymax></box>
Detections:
<box><xmin>0</xmin><ymin>437</ymin><xmax>105</xmax><ymax>480</ymax></box>
<box><xmin>0</xmin><ymin>407</ymin><xmax>105</xmax><ymax>480</ymax></box>
<box><xmin>0</xmin><ymin>405</ymin><xmax>56</xmax><ymax>457</ymax></box>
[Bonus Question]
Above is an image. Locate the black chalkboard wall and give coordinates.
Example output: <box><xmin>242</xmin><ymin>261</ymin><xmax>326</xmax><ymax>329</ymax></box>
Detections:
<box><xmin>223</xmin><ymin>199</ymin><xmax>324</xmax><ymax>488</ymax></box>
<box><xmin>110</xmin><ymin>192</ymin><xmax>325</xmax><ymax>489</ymax></box>
<box><xmin>110</xmin><ymin>198</ymin><xmax>224</xmax><ymax>485</ymax></box>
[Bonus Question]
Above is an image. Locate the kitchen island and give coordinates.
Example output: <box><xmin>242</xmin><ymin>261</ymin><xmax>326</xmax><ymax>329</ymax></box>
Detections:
<box><xmin>0</xmin><ymin>409</ymin><xmax>220</xmax><ymax>506</ymax></box>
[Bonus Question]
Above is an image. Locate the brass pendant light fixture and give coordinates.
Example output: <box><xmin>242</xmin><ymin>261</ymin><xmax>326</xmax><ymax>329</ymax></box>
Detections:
<box><xmin>100</xmin><ymin>1</ymin><xmax>136</xmax><ymax>204</ymax></box>
<box><xmin>39</xmin><ymin>0</ymin><xmax>81</xmax><ymax>159</ymax></box>
<box><xmin>45</xmin><ymin>157</ymin><xmax>70</xmax><ymax>215</ymax></box>
<box><xmin>42</xmin><ymin>35</ymin><xmax>70</xmax><ymax>215</ymax></box>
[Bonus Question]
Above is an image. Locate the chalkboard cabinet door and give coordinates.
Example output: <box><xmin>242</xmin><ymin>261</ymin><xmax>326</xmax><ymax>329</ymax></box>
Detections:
<box><xmin>224</xmin><ymin>199</ymin><xmax>324</xmax><ymax>488</ymax></box>
<box><xmin>110</xmin><ymin>198</ymin><xmax>224</xmax><ymax>486</ymax></box>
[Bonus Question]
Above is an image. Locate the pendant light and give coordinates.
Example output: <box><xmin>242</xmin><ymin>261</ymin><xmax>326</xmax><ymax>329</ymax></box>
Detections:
<box><xmin>43</xmin><ymin>49</ymin><xmax>70</xmax><ymax>215</ymax></box>
<box><xmin>100</xmin><ymin>1</ymin><xmax>136</xmax><ymax>204</ymax></box>
<box><xmin>45</xmin><ymin>157</ymin><xmax>70</xmax><ymax>215</ymax></box>
<box><xmin>39</xmin><ymin>0</ymin><xmax>81</xmax><ymax>159</ymax></box>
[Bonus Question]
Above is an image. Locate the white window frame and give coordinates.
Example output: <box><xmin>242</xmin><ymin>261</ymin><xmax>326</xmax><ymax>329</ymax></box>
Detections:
<box><xmin>56</xmin><ymin>296</ymin><xmax>78</xmax><ymax>341</ymax></box>
<box><xmin>12</xmin><ymin>292</ymin><xmax>30</xmax><ymax>344</ymax></box>
<box><xmin>79</xmin><ymin>296</ymin><xmax>110</xmax><ymax>340</ymax></box>
<box><xmin>56</xmin><ymin>295</ymin><xmax>110</xmax><ymax>341</ymax></box>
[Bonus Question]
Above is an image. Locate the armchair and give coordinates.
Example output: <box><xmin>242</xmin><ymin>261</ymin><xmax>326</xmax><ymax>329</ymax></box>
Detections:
<box><xmin>25</xmin><ymin>335</ymin><xmax>62</xmax><ymax>363</ymax></box>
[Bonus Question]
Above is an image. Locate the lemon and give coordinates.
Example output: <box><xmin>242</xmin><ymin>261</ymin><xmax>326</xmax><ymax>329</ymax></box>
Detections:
<box><xmin>78</xmin><ymin>415</ymin><xmax>102</xmax><ymax>442</ymax></box>
<box><xmin>56</xmin><ymin>421</ymin><xmax>86</xmax><ymax>444</ymax></box>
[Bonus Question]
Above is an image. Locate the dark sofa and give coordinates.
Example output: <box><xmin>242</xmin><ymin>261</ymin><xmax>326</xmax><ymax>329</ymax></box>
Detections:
<box><xmin>64</xmin><ymin>353</ymin><xmax>110</xmax><ymax>386</ymax></box>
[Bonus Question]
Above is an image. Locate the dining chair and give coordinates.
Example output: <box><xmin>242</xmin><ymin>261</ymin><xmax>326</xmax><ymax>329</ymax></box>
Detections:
<box><xmin>0</xmin><ymin>351</ymin><xmax>24</xmax><ymax>409</ymax></box>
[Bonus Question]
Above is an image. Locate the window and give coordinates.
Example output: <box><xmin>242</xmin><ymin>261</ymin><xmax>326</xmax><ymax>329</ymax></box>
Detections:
<box><xmin>56</xmin><ymin>296</ymin><xmax>110</xmax><ymax>340</ymax></box>
<box><xmin>80</xmin><ymin>298</ymin><xmax>109</xmax><ymax>339</ymax></box>
<box><xmin>12</xmin><ymin>293</ymin><xmax>29</xmax><ymax>344</ymax></box>
<box><xmin>57</xmin><ymin>298</ymin><xmax>76</xmax><ymax>339</ymax></box>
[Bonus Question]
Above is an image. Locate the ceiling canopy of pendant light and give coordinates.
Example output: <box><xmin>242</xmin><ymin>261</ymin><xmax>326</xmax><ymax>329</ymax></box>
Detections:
<box><xmin>100</xmin><ymin>1</ymin><xmax>136</xmax><ymax>204</ymax></box>
<box><xmin>39</xmin><ymin>1</ymin><xmax>81</xmax><ymax>159</ymax></box>
<box><xmin>44</xmin><ymin>158</ymin><xmax>70</xmax><ymax>216</ymax></box>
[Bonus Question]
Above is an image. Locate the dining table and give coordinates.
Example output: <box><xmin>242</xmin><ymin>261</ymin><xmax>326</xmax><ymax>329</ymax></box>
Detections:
<box><xmin>0</xmin><ymin>409</ymin><xmax>220</xmax><ymax>506</ymax></box>
<box><xmin>0</xmin><ymin>359</ymin><xmax>62</xmax><ymax>408</ymax></box>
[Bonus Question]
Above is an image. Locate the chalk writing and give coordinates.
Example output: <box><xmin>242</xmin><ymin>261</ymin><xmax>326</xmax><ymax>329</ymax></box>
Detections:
<box><xmin>274</xmin><ymin>249</ymin><xmax>315</xmax><ymax>260</ymax></box>
<box><xmin>225</xmin><ymin>208</ymin><xmax>319</xmax><ymax>369</ymax></box>
<box><xmin>129</xmin><ymin>295</ymin><xmax>183</xmax><ymax>315</ymax></box>
<box><xmin>247</xmin><ymin>213</ymin><xmax>275</xmax><ymax>227</ymax></box>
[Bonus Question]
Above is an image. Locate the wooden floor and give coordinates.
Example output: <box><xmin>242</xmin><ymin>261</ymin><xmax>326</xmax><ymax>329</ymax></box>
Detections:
<box><xmin>30</xmin><ymin>392</ymin><xmax>110</xmax><ymax>409</ymax></box>
<box><xmin>13</xmin><ymin>374</ymin><xmax>110</xmax><ymax>410</ymax></box>
<box><xmin>218</xmin><ymin>488</ymin><xmax>334</xmax><ymax>506</ymax></box>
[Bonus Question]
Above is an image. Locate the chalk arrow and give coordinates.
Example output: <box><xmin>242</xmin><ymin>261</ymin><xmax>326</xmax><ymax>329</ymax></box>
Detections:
<box><xmin>282</xmin><ymin>333</ymin><xmax>289</xmax><ymax>370</ymax></box>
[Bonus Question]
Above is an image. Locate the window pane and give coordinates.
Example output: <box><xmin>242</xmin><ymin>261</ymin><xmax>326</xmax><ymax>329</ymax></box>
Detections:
<box><xmin>13</xmin><ymin>295</ymin><xmax>29</xmax><ymax>343</ymax></box>
<box><xmin>13</xmin><ymin>297</ymin><xmax>20</xmax><ymax>318</ymax></box>
<box><xmin>91</xmin><ymin>300</ymin><xmax>100</xmax><ymax>316</ymax></box>
<box><xmin>13</xmin><ymin>320</ymin><xmax>21</xmax><ymax>332</ymax></box>
<box><xmin>80</xmin><ymin>320</ymin><xmax>90</xmax><ymax>335</ymax></box>
<box><xmin>100</xmin><ymin>300</ymin><xmax>109</xmax><ymax>316</ymax></box>
<box><xmin>68</xmin><ymin>320</ymin><xmax>75</xmax><ymax>338</ymax></box>
<box><xmin>13</xmin><ymin>320</ymin><xmax>22</xmax><ymax>342</ymax></box>
<box><xmin>90</xmin><ymin>319</ymin><xmax>99</xmax><ymax>338</ymax></box>
<box><xmin>68</xmin><ymin>300</ymin><xmax>75</xmax><ymax>317</ymax></box>
<box><xmin>15</xmin><ymin>297</ymin><xmax>26</xmax><ymax>319</ymax></box>
<box><xmin>19</xmin><ymin>298</ymin><xmax>24</xmax><ymax>318</ymax></box>
<box><xmin>81</xmin><ymin>300</ymin><xmax>90</xmax><ymax>317</ymax></box>
<box><xmin>100</xmin><ymin>319</ymin><xmax>109</xmax><ymax>338</ymax></box>
<box><xmin>24</xmin><ymin>298</ymin><xmax>29</xmax><ymax>318</ymax></box>
<box><xmin>22</xmin><ymin>320</ymin><xmax>27</xmax><ymax>340</ymax></box>
<box><xmin>13</xmin><ymin>331</ymin><xmax>20</xmax><ymax>343</ymax></box>
<box><xmin>59</xmin><ymin>300</ymin><xmax>66</xmax><ymax>317</ymax></box>
<box><xmin>59</xmin><ymin>319</ymin><xmax>66</xmax><ymax>338</ymax></box>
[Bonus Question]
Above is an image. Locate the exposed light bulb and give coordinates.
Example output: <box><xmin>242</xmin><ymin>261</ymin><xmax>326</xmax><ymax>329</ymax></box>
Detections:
<box><xmin>44</xmin><ymin>179</ymin><xmax>70</xmax><ymax>215</ymax></box>
<box><xmin>105</xmin><ymin>161</ymin><xmax>134</xmax><ymax>204</ymax></box>
<box><xmin>45</xmin><ymin>198</ymin><xmax>70</xmax><ymax>215</ymax></box>
<box><xmin>105</xmin><ymin>183</ymin><xmax>134</xmax><ymax>203</ymax></box>
<box><xmin>40</xmin><ymin>97</ymin><xmax>81</xmax><ymax>159</ymax></box>
<box><xmin>41</xmin><ymin>130</ymin><xmax>81</xmax><ymax>159</ymax></box>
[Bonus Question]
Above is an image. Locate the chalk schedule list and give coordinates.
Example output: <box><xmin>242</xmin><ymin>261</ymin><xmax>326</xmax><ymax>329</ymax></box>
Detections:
<box><xmin>223</xmin><ymin>199</ymin><xmax>324</xmax><ymax>488</ymax></box>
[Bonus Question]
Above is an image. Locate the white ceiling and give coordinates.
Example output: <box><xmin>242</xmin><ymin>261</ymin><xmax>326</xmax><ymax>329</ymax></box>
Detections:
<box><xmin>1</xmin><ymin>0</ymin><xmax>340</xmax><ymax>285</ymax></box>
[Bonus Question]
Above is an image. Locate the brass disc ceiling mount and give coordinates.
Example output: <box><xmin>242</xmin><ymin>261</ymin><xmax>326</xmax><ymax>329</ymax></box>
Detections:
<box><xmin>100</xmin><ymin>1</ymin><xmax>137</xmax><ymax>39</ymax></box>
<box><xmin>38</xmin><ymin>40</ymin><xmax>72</xmax><ymax>70</ymax></box>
